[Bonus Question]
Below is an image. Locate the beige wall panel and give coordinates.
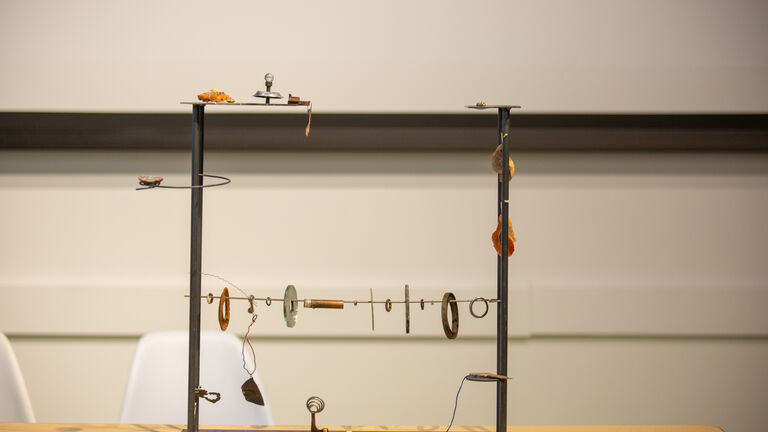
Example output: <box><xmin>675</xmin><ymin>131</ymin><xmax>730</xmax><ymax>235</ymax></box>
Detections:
<box><xmin>1</xmin><ymin>0</ymin><xmax>767</xmax><ymax>113</ymax></box>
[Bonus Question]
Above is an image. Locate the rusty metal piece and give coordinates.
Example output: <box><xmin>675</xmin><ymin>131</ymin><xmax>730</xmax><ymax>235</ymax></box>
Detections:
<box><xmin>138</xmin><ymin>176</ymin><xmax>163</xmax><ymax>186</ymax></box>
<box><xmin>241</xmin><ymin>377</ymin><xmax>265</xmax><ymax>406</ymax></box>
<box><xmin>197</xmin><ymin>89</ymin><xmax>235</xmax><ymax>103</ymax></box>
<box><xmin>384</xmin><ymin>298</ymin><xmax>392</xmax><ymax>312</ymax></box>
<box><xmin>247</xmin><ymin>295</ymin><xmax>255</xmax><ymax>314</ymax></box>
<box><xmin>218</xmin><ymin>287</ymin><xmax>230</xmax><ymax>331</ymax></box>
<box><xmin>467</xmin><ymin>372</ymin><xmax>511</xmax><ymax>382</ymax></box>
<box><xmin>492</xmin><ymin>215</ymin><xmax>515</xmax><ymax>257</ymax></box>
<box><xmin>288</xmin><ymin>94</ymin><xmax>311</xmax><ymax>106</ymax></box>
<box><xmin>491</xmin><ymin>144</ymin><xmax>514</xmax><ymax>181</ymax></box>
<box><xmin>194</xmin><ymin>387</ymin><xmax>221</xmax><ymax>403</ymax></box>
<box><xmin>441</xmin><ymin>292</ymin><xmax>459</xmax><ymax>339</ymax></box>
<box><xmin>420</xmin><ymin>298</ymin><xmax>425</xmax><ymax>310</ymax></box>
<box><xmin>206</xmin><ymin>293</ymin><xmax>214</xmax><ymax>304</ymax></box>
<box><xmin>306</xmin><ymin>396</ymin><xmax>327</xmax><ymax>432</ymax></box>
<box><xmin>470</xmin><ymin>297</ymin><xmax>489</xmax><ymax>318</ymax></box>
<box><xmin>303</xmin><ymin>299</ymin><xmax>345</xmax><ymax>309</ymax></box>
<box><xmin>265</xmin><ymin>296</ymin><xmax>272</xmax><ymax>306</ymax></box>
<box><xmin>404</xmin><ymin>284</ymin><xmax>410</xmax><ymax>334</ymax></box>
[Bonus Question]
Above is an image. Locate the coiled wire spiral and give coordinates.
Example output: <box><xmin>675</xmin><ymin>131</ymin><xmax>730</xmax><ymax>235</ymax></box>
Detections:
<box><xmin>306</xmin><ymin>396</ymin><xmax>325</xmax><ymax>413</ymax></box>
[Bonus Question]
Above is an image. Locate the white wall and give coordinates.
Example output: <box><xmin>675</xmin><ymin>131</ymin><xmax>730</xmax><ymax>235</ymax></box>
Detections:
<box><xmin>1</xmin><ymin>150</ymin><xmax>768</xmax><ymax>432</ymax></box>
<box><xmin>1</xmin><ymin>0</ymin><xmax>767</xmax><ymax>113</ymax></box>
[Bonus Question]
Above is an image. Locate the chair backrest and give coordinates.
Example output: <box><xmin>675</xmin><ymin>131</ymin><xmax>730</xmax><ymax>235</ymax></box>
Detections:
<box><xmin>119</xmin><ymin>330</ymin><xmax>272</xmax><ymax>425</ymax></box>
<box><xmin>0</xmin><ymin>332</ymin><xmax>35</xmax><ymax>422</ymax></box>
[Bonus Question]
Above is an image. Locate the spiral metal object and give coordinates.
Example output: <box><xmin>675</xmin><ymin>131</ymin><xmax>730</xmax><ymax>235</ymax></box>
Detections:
<box><xmin>306</xmin><ymin>396</ymin><xmax>325</xmax><ymax>413</ymax></box>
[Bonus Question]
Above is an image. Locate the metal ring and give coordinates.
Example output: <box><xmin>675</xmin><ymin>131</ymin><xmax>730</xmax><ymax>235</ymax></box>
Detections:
<box><xmin>384</xmin><ymin>299</ymin><xmax>392</xmax><ymax>312</ymax></box>
<box><xmin>469</xmin><ymin>297</ymin><xmax>489</xmax><ymax>318</ymax></box>
<box><xmin>265</xmin><ymin>296</ymin><xmax>272</xmax><ymax>306</ymax></box>
<box><xmin>247</xmin><ymin>294</ymin><xmax>255</xmax><ymax>314</ymax></box>
<box><xmin>283</xmin><ymin>285</ymin><xmax>298</xmax><ymax>328</ymax></box>
<box><xmin>218</xmin><ymin>287</ymin><xmax>230</xmax><ymax>331</ymax></box>
<box><xmin>353</xmin><ymin>300</ymin><xmax>358</xmax><ymax>306</ymax></box>
<box><xmin>206</xmin><ymin>293</ymin><xmax>214</xmax><ymax>304</ymax></box>
<box><xmin>420</xmin><ymin>299</ymin><xmax>425</xmax><ymax>310</ymax></box>
<box><xmin>441</xmin><ymin>292</ymin><xmax>459</xmax><ymax>339</ymax></box>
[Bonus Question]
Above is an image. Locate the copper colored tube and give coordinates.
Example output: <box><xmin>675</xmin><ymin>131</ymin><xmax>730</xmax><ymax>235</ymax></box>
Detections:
<box><xmin>303</xmin><ymin>299</ymin><xmax>345</xmax><ymax>309</ymax></box>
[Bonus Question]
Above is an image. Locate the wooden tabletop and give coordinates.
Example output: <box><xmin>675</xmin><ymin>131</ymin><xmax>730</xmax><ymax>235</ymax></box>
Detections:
<box><xmin>0</xmin><ymin>425</ymin><xmax>723</xmax><ymax>432</ymax></box>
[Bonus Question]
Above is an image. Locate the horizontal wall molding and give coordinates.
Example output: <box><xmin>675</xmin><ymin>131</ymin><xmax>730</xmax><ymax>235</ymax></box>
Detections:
<box><xmin>2</xmin><ymin>284</ymin><xmax>766</xmax><ymax>339</ymax></box>
<box><xmin>1</xmin><ymin>113</ymin><xmax>766</xmax><ymax>152</ymax></box>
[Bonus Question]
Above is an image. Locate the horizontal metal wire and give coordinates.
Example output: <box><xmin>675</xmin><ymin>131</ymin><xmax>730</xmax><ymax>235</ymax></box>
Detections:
<box><xmin>185</xmin><ymin>294</ymin><xmax>499</xmax><ymax>305</ymax></box>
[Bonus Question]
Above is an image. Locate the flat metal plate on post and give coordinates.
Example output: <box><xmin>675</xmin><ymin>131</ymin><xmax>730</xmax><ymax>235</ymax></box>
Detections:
<box><xmin>465</xmin><ymin>104</ymin><xmax>521</xmax><ymax>110</ymax></box>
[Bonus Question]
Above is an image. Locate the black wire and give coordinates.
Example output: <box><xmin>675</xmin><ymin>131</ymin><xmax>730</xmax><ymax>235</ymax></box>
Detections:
<box><xmin>446</xmin><ymin>375</ymin><xmax>470</xmax><ymax>432</ymax></box>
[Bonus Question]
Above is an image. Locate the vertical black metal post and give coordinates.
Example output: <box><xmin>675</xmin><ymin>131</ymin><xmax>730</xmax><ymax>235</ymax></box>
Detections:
<box><xmin>187</xmin><ymin>104</ymin><xmax>204</xmax><ymax>432</ymax></box>
<box><xmin>496</xmin><ymin>107</ymin><xmax>510</xmax><ymax>432</ymax></box>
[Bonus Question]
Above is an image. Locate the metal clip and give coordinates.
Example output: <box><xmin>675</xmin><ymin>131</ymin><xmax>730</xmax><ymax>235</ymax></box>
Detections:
<box><xmin>195</xmin><ymin>387</ymin><xmax>221</xmax><ymax>404</ymax></box>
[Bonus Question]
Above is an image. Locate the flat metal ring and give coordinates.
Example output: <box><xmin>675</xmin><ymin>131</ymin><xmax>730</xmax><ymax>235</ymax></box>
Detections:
<box><xmin>283</xmin><ymin>285</ymin><xmax>298</xmax><ymax>328</ymax></box>
<box><xmin>441</xmin><ymin>292</ymin><xmax>459</xmax><ymax>339</ymax></box>
<box><xmin>265</xmin><ymin>296</ymin><xmax>272</xmax><ymax>306</ymax></box>
<box><xmin>384</xmin><ymin>299</ymin><xmax>392</xmax><ymax>312</ymax></box>
<box><xmin>469</xmin><ymin>297</ymin><xmax>489</xmax><ymax>318</ymax></box>
<box><xmin>206</xmin><ymin>293</ymin><xmax>214</xmax><ymax>304</ymax></box>
<box><xmin>218</xmin><ymin>287</ymin><xmax>230</xmax><ymax>331</ymax></box>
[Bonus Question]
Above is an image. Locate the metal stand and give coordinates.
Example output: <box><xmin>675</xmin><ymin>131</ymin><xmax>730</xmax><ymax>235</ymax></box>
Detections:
<box><xmin>496</xmin><ymin>107</ymin><xmax>510</xmax><ymax>432</ymax></box>
<box><xmin>188</xmin><ymin>104</ymin><xmax>205</xmax><ymax>432</ymax></box>
<box><xmin>467</xmin><ymin>103</ymin><xmax>519</xmax><ymax>432</ymax></box>
<box><xmin>181</xmin><ymin>101</ymin><xmax>517</xmax><ymax>432</ymax></box>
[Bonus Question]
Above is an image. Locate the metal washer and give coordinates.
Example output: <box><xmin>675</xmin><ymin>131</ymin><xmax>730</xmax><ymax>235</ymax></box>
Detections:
<box><xmin>283</xmin><ymin>285</ymin><xmax>298</xmax><ymax>328</ymax></box>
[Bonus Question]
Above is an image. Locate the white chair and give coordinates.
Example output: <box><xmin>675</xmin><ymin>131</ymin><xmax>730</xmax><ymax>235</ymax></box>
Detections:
<box><xmin>0</xmin><ymin>332</ymin><xmax>35</xmax><ymax>422</ymax></box>
<box><xmin>120</xmin><ymin>330</ymin><xmax>272</xmax><ymax>425</ymax></box>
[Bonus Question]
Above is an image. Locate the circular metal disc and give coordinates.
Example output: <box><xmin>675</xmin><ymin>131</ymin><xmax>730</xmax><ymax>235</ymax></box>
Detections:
<box><xmin>253</xmin><ymin>91</ymin><xmax>283</xmax><ymax>99</ymax></box>
<box><xmin>283</xmin><ymin>285</ymin><xmax>298</xmax><ymax>328</ymax></box>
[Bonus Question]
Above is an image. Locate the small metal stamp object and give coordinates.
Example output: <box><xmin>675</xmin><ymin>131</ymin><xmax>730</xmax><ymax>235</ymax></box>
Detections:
<box><xmin>241</xmin><ymin>377</ymin><xmax>265</xmax><ymax>406</ymax></box>
<box><xmin>384</xmin><ymin>298</ymin><xmax>392</xmax><ymax>312</ymax></box>
<box><xmin>206</xmin><ymin>293</ymin><xmax>214</xmax><ymax>304</ymax></box>
<box><xmin>469</xmin><ymin>297</ymin><xmax>489</xmax><ymax>318</ymax></box>
<box><xmin>253</xmin><ymin>72</ymin><xmax>283</xmax><ymax>104</ymax></box>
<box><xmin>194</xmin><ymin>387</ymin><xmax>221</xmax><ymax>404</ymax></box>
<box><xmin>404</xmin><ymin>284</ymin><xmax>410</xmax><ymax>334</ymax></box>
<box><xmin>138</xmin><ymin>175</ymin><xmax>163</xmax><ymax>186</ymax></box>
<box><xmin>283</xmin><ymin>285</ymin><xmax>298</xmax><ymax>328</ymax></box>
<box><xmin>218</xmin><ymin>287</ymin><xmax>230</xmax><ymax>331</ymax></box>
<box><xmin>306</xmin><ymin>396</ymin><xmax>328</xmax><ymax>432</ymax></box>
<box><xmin>441</xmin><ymin>292</ymin><xmax>459</xmax><ymax>339</ymax></box>
<box><xmin>247</xmin><ymin>294</ymin><xmax>255</xmax><ymax>314</ymax></box>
